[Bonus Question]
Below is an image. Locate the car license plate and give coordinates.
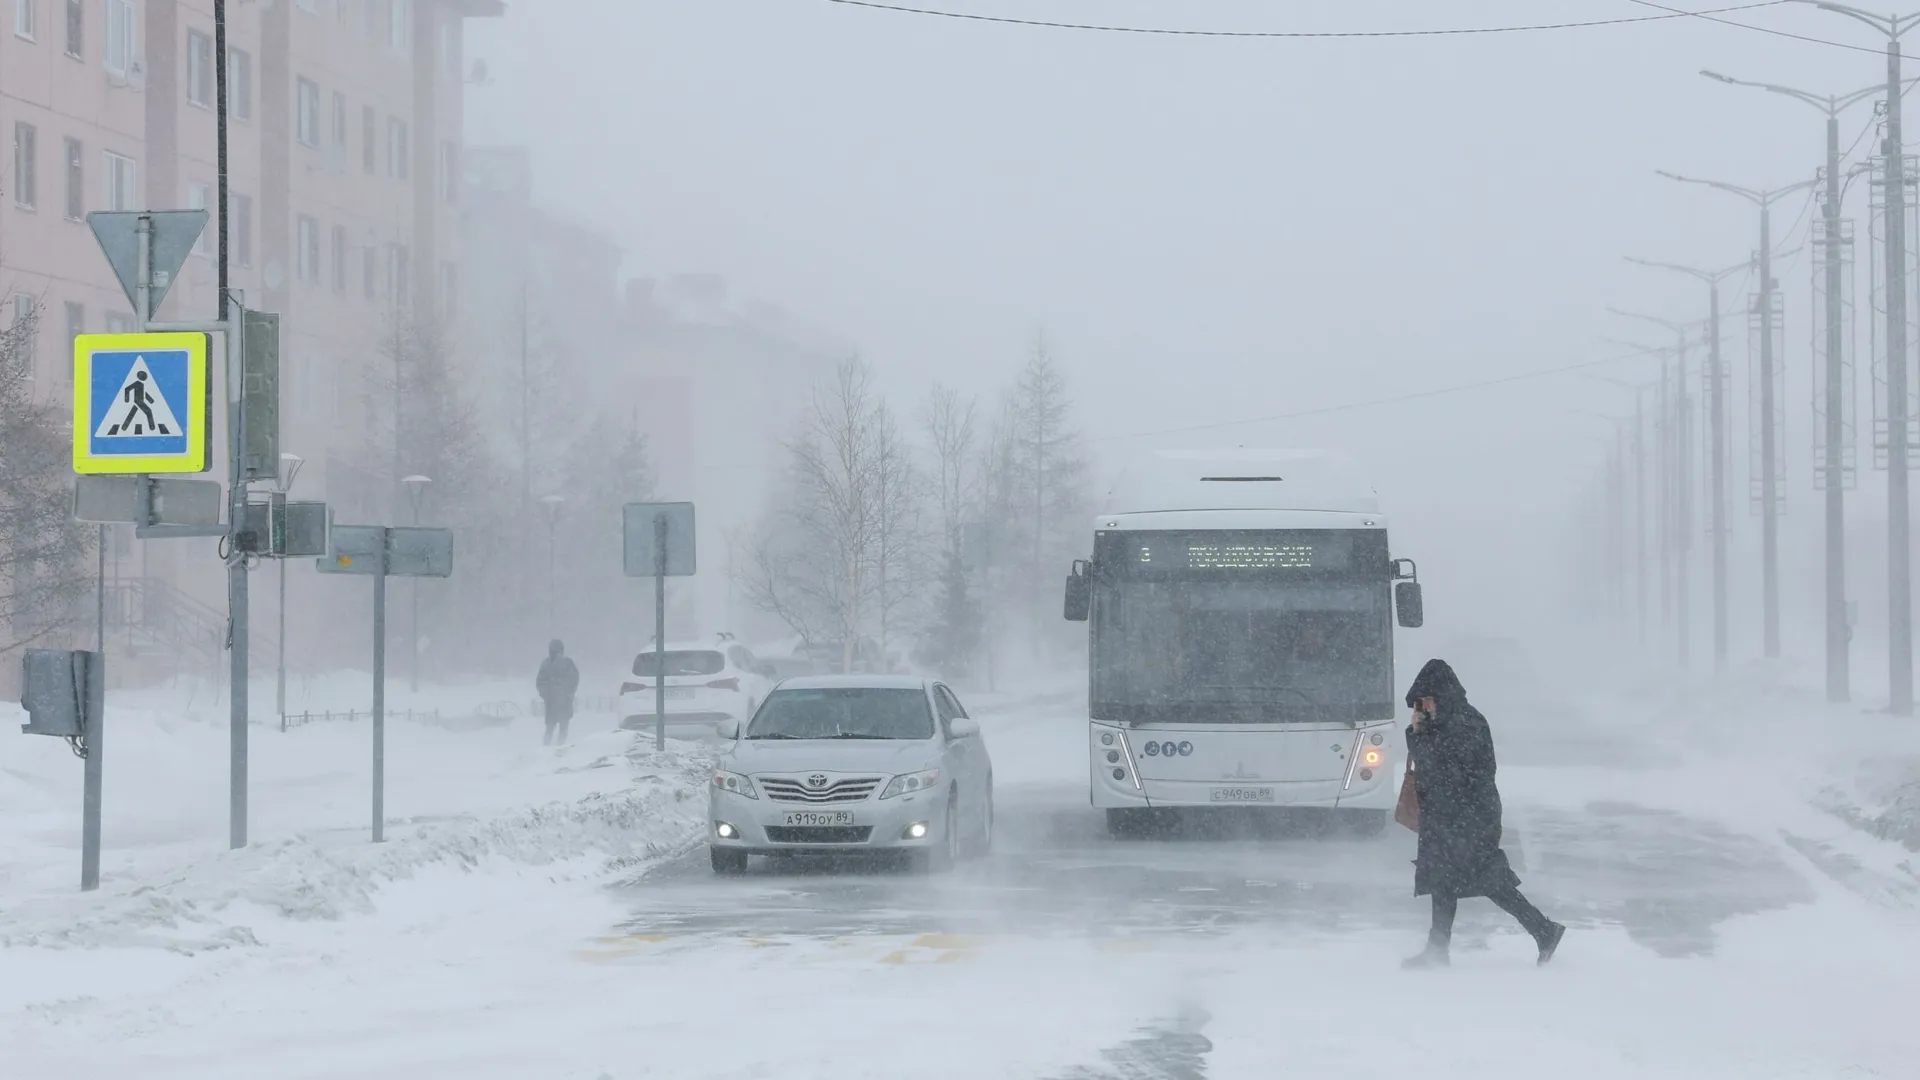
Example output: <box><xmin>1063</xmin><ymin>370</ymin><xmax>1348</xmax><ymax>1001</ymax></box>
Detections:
<box><xmin>665</xmin><ymin>687</ymin><xmax>694</xmax><ymax>700</ymax></box>
<box><xmin>783</xmin><ymin>811</ymin><xmax>855</xmax><ymax>827</ymax></box>
<box><xmin>1210</xmin><ymin>786</ymin><xmax>1275</xmax><ymax>804</ymax></box>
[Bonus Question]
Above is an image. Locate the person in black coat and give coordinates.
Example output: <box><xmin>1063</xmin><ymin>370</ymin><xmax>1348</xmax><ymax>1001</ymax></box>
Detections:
<box><xmin>1402</xmin><ymin>658</ymin><xmax>1564</xmax><ymax>968</ymax></box>
<box><xmin>536</xmin><ymin>639</ymin><xmax>580</xmax><ymax>746</ymax></box>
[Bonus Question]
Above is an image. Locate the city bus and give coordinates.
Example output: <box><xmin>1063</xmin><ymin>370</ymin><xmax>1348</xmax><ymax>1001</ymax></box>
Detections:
<box><xmin>1063</xmin><ymin>449</ymin><xmax>1424</xmax><ymax>836</ymax></box>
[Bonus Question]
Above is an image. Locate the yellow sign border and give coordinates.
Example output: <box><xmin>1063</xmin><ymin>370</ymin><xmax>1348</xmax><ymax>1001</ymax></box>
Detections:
<box><xmin>72</xmin><ymin>332</ymin><xmax>212</xmax><ymax>475</ymax></box>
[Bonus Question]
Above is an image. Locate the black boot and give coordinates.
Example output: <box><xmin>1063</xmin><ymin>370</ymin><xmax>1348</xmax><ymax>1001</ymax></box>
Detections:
<box><xmin>1536</xmin><ymin>922</ymin><xmax>1566</xmax><ymax>966</ymax></box>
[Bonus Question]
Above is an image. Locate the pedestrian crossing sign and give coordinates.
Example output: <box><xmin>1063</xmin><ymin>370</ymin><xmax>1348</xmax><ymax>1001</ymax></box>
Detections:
<box><xmin>72</xmin><ymin>332</ymin><xmax>212</xmax><ymax>474</ymax></box>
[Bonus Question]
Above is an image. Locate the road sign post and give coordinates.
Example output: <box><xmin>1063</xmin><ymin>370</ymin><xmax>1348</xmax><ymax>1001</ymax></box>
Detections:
<box><xmin>623</xmin><ymin>502</ymin><xmax>696</xmax><ymax>752</ymax></box>
<box><xmin>318</xmin><ymin>524</ymin><xmax>454</xmax><ymax>842</ymax></box>
<box><xmin>20</xmin><ymin>649</ymin><xmax>106</xmax><ymax>891</ymax></box>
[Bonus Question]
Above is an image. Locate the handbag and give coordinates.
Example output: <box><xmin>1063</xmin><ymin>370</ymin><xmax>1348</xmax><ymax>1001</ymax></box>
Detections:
<box><xmin>1394</xmin><ymin>763</ymin><xmax>1419</xmax><ymax>832</ymax></box>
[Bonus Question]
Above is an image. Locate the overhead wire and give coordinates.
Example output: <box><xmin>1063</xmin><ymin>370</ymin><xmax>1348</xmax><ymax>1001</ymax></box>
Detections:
<box><xmin>822</xmin><ymin>0</ymin><xmax>1800</xmax><ymax>40</ymax></box>
<box><xmin>1620</xmin><ymin>0</ymin><xmax>1883</xmax><ymax>54</ymax></box>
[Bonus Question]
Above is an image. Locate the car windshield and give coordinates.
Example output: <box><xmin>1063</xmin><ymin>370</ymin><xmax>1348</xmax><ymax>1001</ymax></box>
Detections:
<box><xmin>746</xmin><ymin>687</ymin><xmax>934</xmax><ymax>740</ymax></box>
<box><xmin>632</xmin><ymin>650</ymin><xmax>725</xmax><ymax>678</ymax></box>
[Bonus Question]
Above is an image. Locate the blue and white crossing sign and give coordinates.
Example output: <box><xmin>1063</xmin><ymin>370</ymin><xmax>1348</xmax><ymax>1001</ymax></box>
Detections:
<box><xmin>72</xmin><ymin>332</ymin><xmax>212</xmax><ymax>474</ymax></box>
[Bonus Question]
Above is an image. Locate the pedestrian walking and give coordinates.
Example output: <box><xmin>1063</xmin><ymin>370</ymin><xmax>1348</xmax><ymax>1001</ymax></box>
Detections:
<box><xmin>1400</xmin><ymin>658</ymin><xmax>1565</xmax><ymax>968</ymax></box>
<box><xmin>536</xmin><ymin>639</ymin><xmax>580</xmax><ymax>746</ymax></box>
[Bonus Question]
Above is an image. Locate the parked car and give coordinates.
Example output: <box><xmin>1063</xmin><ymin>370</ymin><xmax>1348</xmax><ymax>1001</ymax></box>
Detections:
<box><xmin>706</xmin><ymin>675</ymin><xmax>993</xmax><ymax>874</ymax></box>
<box><xmin>618</xmin><ymin>637</ymin><xmax>774</xmax><ymax>739</ymax></box>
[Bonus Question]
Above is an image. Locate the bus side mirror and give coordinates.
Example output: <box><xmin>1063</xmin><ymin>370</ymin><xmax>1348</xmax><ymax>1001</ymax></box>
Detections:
<box><xmin>1395</xmin><ymin>581</ymin><xmax>1425</xmax><ymax>629</ymax></box>
<box><xmin>1064</xmin><ymin>561</ymin><xmax>1092</xmax><ymax>622</ymax></box>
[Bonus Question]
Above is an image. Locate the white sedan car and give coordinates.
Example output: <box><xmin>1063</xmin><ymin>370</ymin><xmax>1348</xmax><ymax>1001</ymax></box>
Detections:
<box><xmin>707</xmin><ymin>675</ymin><xmax>994</xmax><ymax>874</ymax></box>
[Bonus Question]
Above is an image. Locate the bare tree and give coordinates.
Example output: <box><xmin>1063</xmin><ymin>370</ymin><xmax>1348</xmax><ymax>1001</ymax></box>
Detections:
<box><xmin>871</xmin><ymin>399</ymin><xmax>921</xmax><ymax>664</ymax></box>
<box><xmin>1005</xmin><ymin>333</ymin><xmax>1088</xmax><ymax>641</ymax></box>
<box><xmin>919</xmin><ymin>384</ymin><xmax>983</xmax><ymax>677</ymax></box>
<box><xmin>741</xmin><ymin>356</ymin><xmax>895</xmax><ymax>671</ymax></box>
<box><xmin>0</xmin><ymin>296</ymin><xmax>92</xmax><ymax>653</ymax></box>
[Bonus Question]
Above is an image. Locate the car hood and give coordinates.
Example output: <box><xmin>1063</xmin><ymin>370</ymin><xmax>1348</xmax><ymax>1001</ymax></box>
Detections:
<box><xmin>723</xmin><ymin>738</ymin><xmax>937</xmax><ymax>776</ymax></box>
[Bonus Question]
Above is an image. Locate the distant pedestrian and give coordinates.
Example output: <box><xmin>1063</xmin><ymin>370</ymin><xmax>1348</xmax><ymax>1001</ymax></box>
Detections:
<box><xmin>536</xmin><ymin>639</ymin><xmax>580</xmax><ymax>746</ymax></box>
<box><xmin>1400</xmin><ymin>659</ymin><xmax>1564</xmax><ymax>968</ymax></box>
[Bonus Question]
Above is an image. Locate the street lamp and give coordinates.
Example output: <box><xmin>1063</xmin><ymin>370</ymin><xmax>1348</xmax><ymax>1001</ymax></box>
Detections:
<box><xmin>1577</xmin><ymin>372</ymin><xmax>1660</xmax><ymax>646</ymax></box>
<box><xmin>1797</xmin><ymin>0</ymin><xmax>1920</xmax><ymax>717</ymax></box>
<box><xmin>1653</xmin><ymin>171</ymin><xmax>1820</xmax><ymax>661</ymax></box>
<box><xmin>538</xmin><ymin>494</ymin><xmax>565</xmax><ymax>637</ymax></box>
<box><xmin>401</xmin><ymin>475</ymin><xmax>432</xmax><ymax>693</ymax></box>
<box><xmin>1607</xmin><ymin>309</ymin><xmax>1712</xmax><ymax>670</ymax></box>
<box><xmin>1698</xmin><ymin>71</ymin><xmax>1895</xmax><ymax>697</ymax></box>
<box><xmin>1625</xmin><ymin>255</ymin><xmax>1752</xmax><ymax>673</ymax></box>
<box><xmin>275</xmin><ymin>452</ymin><xmax>304</xmax><ymax>729</ymax></box>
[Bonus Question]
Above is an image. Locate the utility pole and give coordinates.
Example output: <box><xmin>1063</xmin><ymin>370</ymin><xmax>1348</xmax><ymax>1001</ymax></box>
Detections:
<box><xmin>1656</xmin><ymin>171</ymin><xmax>1819</xmax><ymax>661</ymax></box>
<box><xmin>1626</xmin><ymin>256</ymin><xmax>1751</xmax><ymax>672</ymax></box>
<box><xmin>1798</xmin><ymin>0</ymin><xmax>1920</xmax><ymax>717</ymax></box>
<box><xmin>1581</xmin><ymin>368</ymin><xmax>1663</xmax><ymax>650</ymax></box>
<box><xmin>214</xmin><ymin>0</ymin><xmax>251</xmax><ymax>850</ymax></box>
<box><xmin>1607</xmin><ymin>316</ymin><xmax>1709</xmax><ymax>667</ymax></box>
<box><xmin>1699</xmin><ymin>69</ymin><xmax>1884</xmax><ymax>696</ymax></box>
<box><xmin>275</xmin><ymin>453</ymin><xmax>304</xmax><ymax>728</ymax></box>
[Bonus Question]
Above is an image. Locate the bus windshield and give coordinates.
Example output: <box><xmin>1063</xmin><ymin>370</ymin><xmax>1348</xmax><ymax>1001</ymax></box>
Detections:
<box><xmin>1089</xmin><ymin>529</ymin><xmax>1393</xmax><ymax>724</ymax></box>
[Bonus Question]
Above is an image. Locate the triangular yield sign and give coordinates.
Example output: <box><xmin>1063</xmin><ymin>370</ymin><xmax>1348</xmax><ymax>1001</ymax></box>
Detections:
<box><xmin>94</xmin><ymin>356</ymin><xmax>184</xmax><ymax>439</ymax></box>
<box><xmin>87</xmin><ymin>210</ymin><xmax>209</xmax><ymax>320</ymax></box>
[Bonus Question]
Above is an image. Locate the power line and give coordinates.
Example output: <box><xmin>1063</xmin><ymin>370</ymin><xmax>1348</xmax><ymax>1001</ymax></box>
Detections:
<box><xmin>823</xmin><ymin>0</ymin><xmax>1792</xmax><ymax>40</ymax></box>
<box><xmin>1091</xmin><ymin>348</ymin><xmax>1668</xmax><ymax>443</ymax></box>
<box><xmin>1621</xmin><ymin>0</ymin><xmax>1881</xmax><ymax>54</ymax></box>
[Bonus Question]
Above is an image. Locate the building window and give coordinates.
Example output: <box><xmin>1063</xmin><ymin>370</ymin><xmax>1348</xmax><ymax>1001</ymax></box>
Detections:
<box><xmin>296</xmin><ymin>77</ymin><xmax>321</xmax><ymax>147</ymax></box>
<box><xmin>102</xmin><ymin>149</ymin><xmax>134</xmax><ymax>212</ymax></box>
<box><xmin>103</xmin><ymin>0</ymin><xmax>132</xmax><ymax>75</ymax></box>
<box><xmin>362</xmin><ymin>244</ymin><xmax>377</xmax><ymax>301</ymax></box>
<box><xmin>228</xmin><ymin>47</ymin><xmax>253</xmax><ymax>121</ymax></box>
<box><xmin>439</xmin><ymin>19</ymin><xmax>458</xmax><ymax>79</ymax></box>
<box><xmin>186</xmin><ymin>29</ymin><xmax>214</xmax><ymax>108</ymax></box>
<box><xmin>14</xmin><ymin>0</ymin><xmax>36</xmax><ymax>41</ymax></box>
<box><xmin>296</xmin><ymin>215</ymin><xmax>320</xmax><ymax>283</ymax></box>
<box><xmin>389</xmin><ymin>0</ymin><xmax>410</xmax><ymax>54</ymax></box>
<box><xmin>186</xmin><ymin>181</ymin><xmax>210</xmax><ymax>253</ymax></box>
<box><xmin>330</xmin><ymin>91</ymin><xmax>347</xmax><ymax>152</ymax></box>
<box><xmin>388</xmin><ymin>243</ymin><xmax>409</xmax><ymax>308</ymax></box>
<box><xmin>438</xmin><ymin>260</ymin><xmax>456</xmax><ymax>320</ymax></box>
<box><xmin>231</xmin><ymin>193</ymin><xmax>253</xmax><ymax>267</ymax></box>
<box><xmin>62</xmin><ymin>136</ymin><xmax>81</xmax><ymax>220</ymax></box>
<box><xmin>8</xmin><ymin>294</ymin><xmax>36</xmax><ymax>377</ymax></box>
<box><xmin>361</xmin><ymin>104</ymin><xmax>376</xmax><ymax>173</ymax></box>
<box><xmin>387</xmin><ymin>118</ymin><xmax>408</xmax><ymax>180</ymax></box>
<box><xmin>12</xmin><ymin>123</ymin><xmax>36</xmax><ymax>210</ymax></box>
<box><xmin>62</xmin><ymin>0</ymin><xmax>78</xmax><ymax>56</ymax></box>
<box><xmin>103</xmin><ymin>310</ymin><xmax>132</xmax><ymax>333</ymax></box>
<box><xmin>331</xmin><ymin>224</ymin><xmax>347</xmax><ymax>292</ymax></box>
<box><xmin>64</xmin><ymin>300</ymin><xmax>84</xmax><ymax>344</ymax></box>
<box><xmin>439</xmin><ymin>140</ymin><xmax>458</xmax><ymax>203</ymax></box>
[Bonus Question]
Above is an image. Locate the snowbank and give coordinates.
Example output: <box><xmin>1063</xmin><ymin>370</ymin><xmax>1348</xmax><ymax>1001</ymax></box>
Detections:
<box><xmin>0</xmin><ymin>680</ymin><xmax>716</xmax><ymax>953</ymax></box>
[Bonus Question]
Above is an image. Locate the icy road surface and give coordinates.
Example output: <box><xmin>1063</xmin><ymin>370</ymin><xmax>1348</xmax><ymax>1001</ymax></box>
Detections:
<box><xmin>5</xmin><ymin>682</ymin><xmax>1918</xmax><ymax>1079</ymax></box>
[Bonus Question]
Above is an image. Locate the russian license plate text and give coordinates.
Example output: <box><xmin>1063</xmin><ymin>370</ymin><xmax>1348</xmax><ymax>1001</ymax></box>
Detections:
<box><xmin>1210</xmin><ymin>786</ymin><xmax>1275</xmax><ymax>804</ymax></box>
<box><xmin>783</xmin><ymin>811</ymin><xmax>855</xmax><ymax>826</ymax></box>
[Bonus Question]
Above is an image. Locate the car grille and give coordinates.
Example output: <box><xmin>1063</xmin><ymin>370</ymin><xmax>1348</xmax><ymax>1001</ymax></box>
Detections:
<box><xmin>758</xmin><ymin>776</ymin><xmax>882</xmax><ymax>804</ymax></box>
<box><xmin>765</xmin><ymin>826</ymin><xmax>873</xmax><ymax>844</ymax></box>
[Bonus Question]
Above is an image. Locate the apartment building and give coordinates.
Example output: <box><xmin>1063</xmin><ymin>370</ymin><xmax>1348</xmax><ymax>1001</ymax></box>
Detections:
<box><xmin>1</xmin><ymin>0</ymin><xmax>500</xmax><ymax>670</ymax></box>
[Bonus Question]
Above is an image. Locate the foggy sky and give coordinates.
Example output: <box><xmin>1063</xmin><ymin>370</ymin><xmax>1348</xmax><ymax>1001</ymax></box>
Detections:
<box><xmin>467</xmin><ymin>1</ymin><xmax>1904</xmax><ymax>649</ymax></box>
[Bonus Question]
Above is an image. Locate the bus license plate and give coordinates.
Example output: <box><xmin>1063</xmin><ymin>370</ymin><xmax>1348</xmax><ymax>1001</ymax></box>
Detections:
<box><xmin>1210</xmin><ymin>786</ymin><xmax>1274</xmax><ymax>804</ymax></box>
<box><xmin>783</xmin><ymin>811</ymin><xmax>855</xmax><ymax>827</ymax></box>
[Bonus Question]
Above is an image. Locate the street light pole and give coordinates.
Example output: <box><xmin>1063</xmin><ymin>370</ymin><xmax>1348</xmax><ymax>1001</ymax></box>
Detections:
<box><xmin>1655</xmin><ymin>171</ymin><xmax>1821</xmax><ymax>660</ymax></box>
<box><xmin>1580</xmin><ymin>367</ymin><xmax>1665</xmax><ymax>650</ymax></box>
<box><xmin>275</xmin><ymin>453</ymin><xmax>304</xmax><ymax>729</ymax></box>
<box><xmin>1625</xmin><ymin>255</ymin><xmax>1751</xmax><ymax>672</ymax></box>
<box><xmin>1798</xmin><ymin>0</ymin><xmax>1920</xmax><ymax>716</ymax></box>
<box><xmin>539</xmin><ymin>494</ymin><xmax>564</xmax><ymax>639</ymax></box>
<box><xmin>1698</xmin><ymin>69</ymin><xmax>1885</xmax><ymax>694</ymax></box>
<box><xmin>401</xmin><ymin>475</ymin><xmax>431</xmax><ymax>693</ymax></box>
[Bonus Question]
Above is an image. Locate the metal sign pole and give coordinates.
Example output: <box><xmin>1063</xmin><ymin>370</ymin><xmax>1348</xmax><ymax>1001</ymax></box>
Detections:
<box><xmin>228</xmin><ymin>300</ymin><xmax>250</xmax><ymax>850</ymax></box>
<box><xmin>372</xmin><ymin>528</ymin><xmax>389</xmax><ymax>843</ymax></box>
<box><xmin>655</xmin><ymin>512</ymin><xmax>667</xmax><ymax>753</ymax></box>
<box><xmin>80</xmin><ymin>651</ymin><xmax>105</xmax><ymax>891</ymax></box>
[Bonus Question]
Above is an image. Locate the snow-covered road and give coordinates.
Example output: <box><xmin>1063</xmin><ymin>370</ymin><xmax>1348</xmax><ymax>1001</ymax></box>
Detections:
<box><xmin>4</xmin><ymin>677</ymin><xmax>1918</xmax><ymax>1078</ymax></box>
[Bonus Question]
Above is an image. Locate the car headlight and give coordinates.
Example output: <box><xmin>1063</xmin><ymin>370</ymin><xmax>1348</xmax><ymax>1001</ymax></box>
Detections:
<box><xmin>712</xmin><ymin>770</ymin><xmax>758</xmax><ymax>800</ymax></box>
<box><xmin>880</xmin><ymin>767</ymin><xmax>941</xmax><ymax>799</ymax></box>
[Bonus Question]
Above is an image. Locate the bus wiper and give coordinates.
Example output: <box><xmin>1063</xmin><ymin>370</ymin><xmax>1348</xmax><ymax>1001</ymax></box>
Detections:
<box><xmin>825</xmin><ymin>733</ymin><xmax>893</xmax><ymax>740</ymax></box>
<box><xmin>748</xmin><ymin>733</ymin><xmax>804</xmax><ymax>740</ymax></box>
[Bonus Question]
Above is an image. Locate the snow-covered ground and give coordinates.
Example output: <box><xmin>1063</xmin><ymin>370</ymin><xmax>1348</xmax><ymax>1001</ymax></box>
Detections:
<box><xmin>2</xmin><ymin>666</ymin><xmax>1917</xmax><ymax>1078</ymax></box>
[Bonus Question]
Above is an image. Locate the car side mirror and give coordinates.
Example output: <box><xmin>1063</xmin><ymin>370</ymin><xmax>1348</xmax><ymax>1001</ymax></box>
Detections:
<box><xmin>948</xmin><ymin>715</ymin><xmax>980</xmax><ymax>740</ymax></box>
<box><xmin>1063</xmin><ymin>560</ymin><xmax>1092</xmax><ymax>622</ymax></box>
<box><xmin>1395</xmin><ymin>581</ymin><xmax>1425</xmax><ymax>629</ymax></box>
<box><xmin>716</xmin><ymin>718</ymin><xmax>740</xmax><ymax>741</ymax></box>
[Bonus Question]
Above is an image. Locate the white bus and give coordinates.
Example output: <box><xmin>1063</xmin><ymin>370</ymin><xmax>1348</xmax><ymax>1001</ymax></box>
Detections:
<box><xmin>1063</xmin><ymin>449</ymin><xmax>1424</xmax><ymax>836</ymax></box>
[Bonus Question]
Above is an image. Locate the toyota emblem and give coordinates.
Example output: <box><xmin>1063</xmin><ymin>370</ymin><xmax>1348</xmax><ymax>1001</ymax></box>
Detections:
<box><xmin>807</xmin><ymin>774</ymin><xmax>829</xmax><ymax>788</ymax></box>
